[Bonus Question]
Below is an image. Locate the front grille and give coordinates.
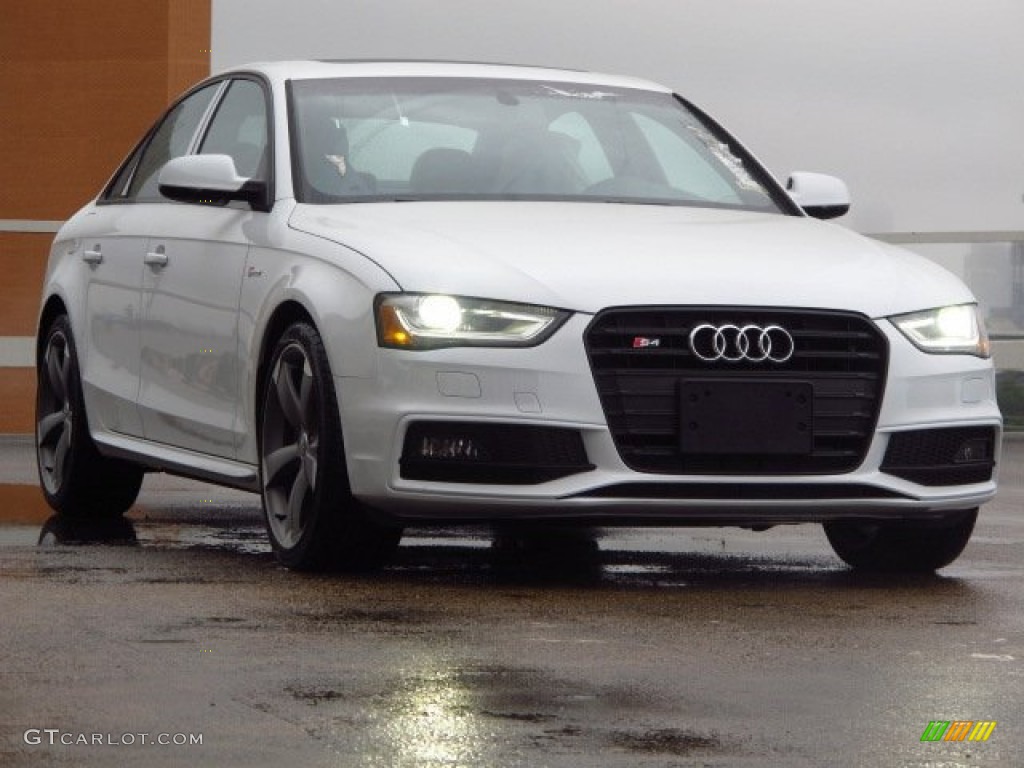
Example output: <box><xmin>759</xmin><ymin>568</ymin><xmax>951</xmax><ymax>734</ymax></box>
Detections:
<box><xmin>881</xmin><ymin>427</ymin><xmax>996</xmax><ymax>486</ymax></box>
<box><xmin>584</xmin><ymin>307</ymin><xmax>888</xmax><ymax>475</ymax></box>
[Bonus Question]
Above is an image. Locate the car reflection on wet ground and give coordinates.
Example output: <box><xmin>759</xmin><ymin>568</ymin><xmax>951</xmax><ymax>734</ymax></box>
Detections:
<box><xmin>1</xmin><ymin>436</ymin><xmax>1022</xmax><ymax>767</ymax></box>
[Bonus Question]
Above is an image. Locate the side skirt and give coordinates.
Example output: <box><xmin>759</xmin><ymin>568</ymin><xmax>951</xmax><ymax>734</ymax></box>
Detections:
<box><xmin>93</xmin><ymin>431</ymin><xmax>260</xmax><ymax>493</ymax></box>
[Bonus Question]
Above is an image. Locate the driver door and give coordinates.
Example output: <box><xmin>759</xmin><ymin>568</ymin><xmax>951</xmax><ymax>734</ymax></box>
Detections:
<box><xmin>137</xmin><ymin>77</ymin><xmax>270</xmax><ymax>458</ymax></box>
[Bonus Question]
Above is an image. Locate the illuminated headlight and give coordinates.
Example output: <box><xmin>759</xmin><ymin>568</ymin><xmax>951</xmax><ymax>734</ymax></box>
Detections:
<box><xmin>890</xmin><ymin>304</ymin><xmax>990</xmax><ymax>358</ymax></box>
<box><xmin>376</xmin><ymin>293</ymin><xmax>570</xmax><ymax>349</ymax></box>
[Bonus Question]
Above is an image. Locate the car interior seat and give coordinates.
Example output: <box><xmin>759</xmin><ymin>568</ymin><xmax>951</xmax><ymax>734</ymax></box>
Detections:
<box><xmin>299</xmin><ymin>105</ymin><xmax>377</xmax><ymax>201</ymax></box>
<box><xmin>409</xmin><ymin>147</ymin><xmax>481</xmax><ymax>195</ymax></box>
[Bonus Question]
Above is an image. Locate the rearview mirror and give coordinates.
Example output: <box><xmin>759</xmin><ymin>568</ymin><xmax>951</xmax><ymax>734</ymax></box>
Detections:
<box><xmin>158</xmin><ymin>154</ymin><xmax>269</xmax><ymax>212</ymax></box>
<box><xmin>786</xmin><ymin>172</ymin><xmax>850</xmax><ymax>220</ymax></box>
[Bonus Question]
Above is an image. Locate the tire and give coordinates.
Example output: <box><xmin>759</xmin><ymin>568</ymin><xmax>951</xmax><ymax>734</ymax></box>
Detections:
<box><xmin>824</xmin><ymin>508</ymin><xmax>978</xmax><ymax>572</ymax></box>
<box><xmin>258</xmin><ymin>321</ymin><xmax>401</xmax><ymax>571</ymax></box>
<box><xmin>35</xmin><ymin>315</ymin><xmax>144</xmax><ymax>518</ymax></box>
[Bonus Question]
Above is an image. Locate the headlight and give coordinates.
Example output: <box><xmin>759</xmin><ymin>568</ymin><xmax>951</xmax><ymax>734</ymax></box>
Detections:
<box><xmin>890</xmin><ymin>304</ymin><xmax>990</xmax><ymax>358</ymax></box>
<box><xmin>376</xmin><ymin>293</ymin><xmax>570</xmax><ymax>349</ymax></box>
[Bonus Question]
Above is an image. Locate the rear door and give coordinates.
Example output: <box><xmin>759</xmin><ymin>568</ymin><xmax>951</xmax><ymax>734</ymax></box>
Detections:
<box><xmin>81</xmin><ymin>83</ymin><xmax>220</xmax><ymax>436</ymax></box>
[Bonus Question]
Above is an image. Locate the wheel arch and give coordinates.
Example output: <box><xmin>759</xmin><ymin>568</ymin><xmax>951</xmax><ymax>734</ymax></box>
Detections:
<box><xmin>36</xmin><ymin>295</ymin><xmax>70</xmax><ymax>367</ymax></box>
<box><xmin>238</xmin><ymin>235</ymin><xmax>392</xmax><ymax>465</ymax></box>
<box><xmin>254</xmin><ymin>299</ymin><xmax>317</xmax><ymax>426</ymax></box>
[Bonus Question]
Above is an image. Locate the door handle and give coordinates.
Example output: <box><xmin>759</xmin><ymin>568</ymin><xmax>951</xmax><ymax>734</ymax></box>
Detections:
<box><xmin>83</xmin><ymin>246</ymin><xmax>103</xmax><ymax>264</ymax></box>
<box><xmin>144</xmin><ymin>246</ymin><xmax>168</xmax><ymax>267</ymax></box>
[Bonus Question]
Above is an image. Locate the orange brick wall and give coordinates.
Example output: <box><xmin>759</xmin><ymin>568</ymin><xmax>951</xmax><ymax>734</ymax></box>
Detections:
<box><xmin>0</xmin><ymin>0</ymin><xmax>210</xmax><ymax>433</ymax></box>
<box><xmin>0</xmin><ymin>370</ymin><xmax>36</xmax><ymax>434</ymax></box>
<box><xmin>0</xmin><ymin>233</ymin><xmax>51</xmax><ymax>337</ymax></box>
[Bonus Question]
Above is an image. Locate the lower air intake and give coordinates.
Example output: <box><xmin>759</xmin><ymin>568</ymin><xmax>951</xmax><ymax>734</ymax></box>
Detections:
<box><xmin>881</xmin><ymin>427</ymin><xmax>997</xmax><ymax>486</ymax></box>
<box><xmin>400</xmin><ymin>421</ymin><xmax>594</xmax><ymax>484</ymax></box>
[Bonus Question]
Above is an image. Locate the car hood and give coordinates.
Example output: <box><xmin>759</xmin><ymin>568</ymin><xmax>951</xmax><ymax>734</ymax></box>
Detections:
<box><xmin>289</xmin><ymin>202</ymin><xmax>973</xmax><ymax>318</ymax></box>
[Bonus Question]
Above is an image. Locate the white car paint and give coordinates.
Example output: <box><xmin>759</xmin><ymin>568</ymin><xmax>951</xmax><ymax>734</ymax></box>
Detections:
<box><xmin>288</xmin><ymin>202</ymin><xmax>973</xmax><ymax>318</ymax></box>
<box><xmin>38</xmin><ymin>61</ymin><xmax>1001</xmax><ymax>570</ymax></box>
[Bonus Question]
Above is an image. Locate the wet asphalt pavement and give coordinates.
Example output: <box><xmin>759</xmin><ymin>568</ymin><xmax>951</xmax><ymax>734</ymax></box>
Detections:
<box><xmin>0</xmin><ymin>436</ymin><xmax>1021</xmax><ymax>767</ymax></box>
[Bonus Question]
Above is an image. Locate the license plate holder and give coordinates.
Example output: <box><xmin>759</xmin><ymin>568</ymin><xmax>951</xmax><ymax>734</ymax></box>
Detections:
<box><xmin>680</xmin><ymin>380</ymin><xmax>813</xmax><ymax>455</ymax></box>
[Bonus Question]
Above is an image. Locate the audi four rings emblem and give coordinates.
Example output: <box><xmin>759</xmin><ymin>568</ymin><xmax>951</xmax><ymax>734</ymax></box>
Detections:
<box><xmin>688</xmin><ymin>323</ymin><xmax>795</xmax><ymax>363</ymax></box>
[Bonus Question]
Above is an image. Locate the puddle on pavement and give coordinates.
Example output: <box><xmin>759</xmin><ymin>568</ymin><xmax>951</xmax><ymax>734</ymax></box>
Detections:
<box><xmin>261</xmin><ymin>663</ymin><xmax>744</xmax><ymax>766</ymax></box>
<box><xmin>609</xmin><ymin>728</ymin><xmax>726</xmax><ymax>756</ymax></box>
<box><xmin>14</xmin><ymin>509</ymin><xmax>857</xmax><ymax>587</ymax></box>
<box><xmin>26</xmin><ymin>512</ymin><xmax>270</xmax><ymax>555</ymax></box>
<box><xmin>135</xmin><ymin>522</ymin><xmax>271</xmax><ymax>555</ymax></box>
<box><xmin>2</xmin><ymin>483</ymin><xmax>997</xmax><ymax>591</ymax></box>
<box><xmin>0</xmin><ymin>526</ymin><xmax>43</xmax><ymax>546</ymax></box>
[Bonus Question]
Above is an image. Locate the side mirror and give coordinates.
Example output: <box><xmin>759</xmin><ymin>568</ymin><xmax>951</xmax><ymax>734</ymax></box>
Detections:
<box><xmin>786</xmin><ymin>172</ymin><xmax>850</xmax><ymax>220</ymax></box>
<box><xmin>158</xmin><ymin>154</ymin><xmax>269</xmax><ymax>212</ymax></box>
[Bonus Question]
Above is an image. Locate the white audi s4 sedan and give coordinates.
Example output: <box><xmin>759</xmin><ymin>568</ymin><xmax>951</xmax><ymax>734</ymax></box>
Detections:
<box><xmin>36</xmin><ymin>60</ymin><xmax>1000</xmax><ymax>572</ymax></box>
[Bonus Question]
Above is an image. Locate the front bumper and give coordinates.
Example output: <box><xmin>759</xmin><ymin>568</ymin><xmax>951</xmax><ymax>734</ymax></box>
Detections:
<box><xmin>338</xmin><ymin>314</ymin><xmax>1001</xmax><ymax>524</ymax></box>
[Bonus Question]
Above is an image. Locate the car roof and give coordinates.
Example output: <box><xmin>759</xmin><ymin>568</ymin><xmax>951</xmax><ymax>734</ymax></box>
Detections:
<box><xmin>218</xmin><ymin>59</ymin><xmax>673</xmax><ymax>93</ymax></box>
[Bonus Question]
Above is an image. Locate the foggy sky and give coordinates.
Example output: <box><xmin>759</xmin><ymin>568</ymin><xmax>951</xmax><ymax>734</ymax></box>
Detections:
<box><xmin>212</xmin><ymin>0</ymin><xmax>1023</xmax><ymax>234</ymax></box>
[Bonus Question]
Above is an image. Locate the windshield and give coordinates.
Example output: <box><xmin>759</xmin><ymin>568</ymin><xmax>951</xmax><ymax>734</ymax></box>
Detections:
<box><xmin>289</xmin><ymin>76</ymin><xmax>787</xmax><ymax>213</ymax></box>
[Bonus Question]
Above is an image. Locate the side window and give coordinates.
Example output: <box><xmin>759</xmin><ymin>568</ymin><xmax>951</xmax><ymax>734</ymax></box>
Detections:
<box><xmin>102</xmin><ymin>141</ymin><xmax>146</xmax><ymax>201</ymax></box>
<box><xmin>126</xmin><ymin>84</ymin><xmax>219</xmax><ymax>201</ymax></box>
<box><xmin>199</xmin><ymin>79</ymin><xmax>269</xmax><ymax>179</ymax></box>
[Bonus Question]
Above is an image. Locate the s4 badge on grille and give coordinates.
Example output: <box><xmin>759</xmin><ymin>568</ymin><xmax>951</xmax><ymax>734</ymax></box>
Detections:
<box><xmin>632</xmin><ymin>337</ymin><xmax>661</xmax><ymax>349</ymax></box>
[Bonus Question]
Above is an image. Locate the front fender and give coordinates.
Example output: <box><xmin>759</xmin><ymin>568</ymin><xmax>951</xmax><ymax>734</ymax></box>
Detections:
<box><xmin>235</xmin><ymin>203</ymin><xmax>399</xmax><ymax>463</ymax></box>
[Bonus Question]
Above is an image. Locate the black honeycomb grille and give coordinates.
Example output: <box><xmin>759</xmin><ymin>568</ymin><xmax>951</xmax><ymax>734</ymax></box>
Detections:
<box><xmin>881</xmin><ymin>427</ymin><xmax>996</xmax><ymax>486</ymax></box>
